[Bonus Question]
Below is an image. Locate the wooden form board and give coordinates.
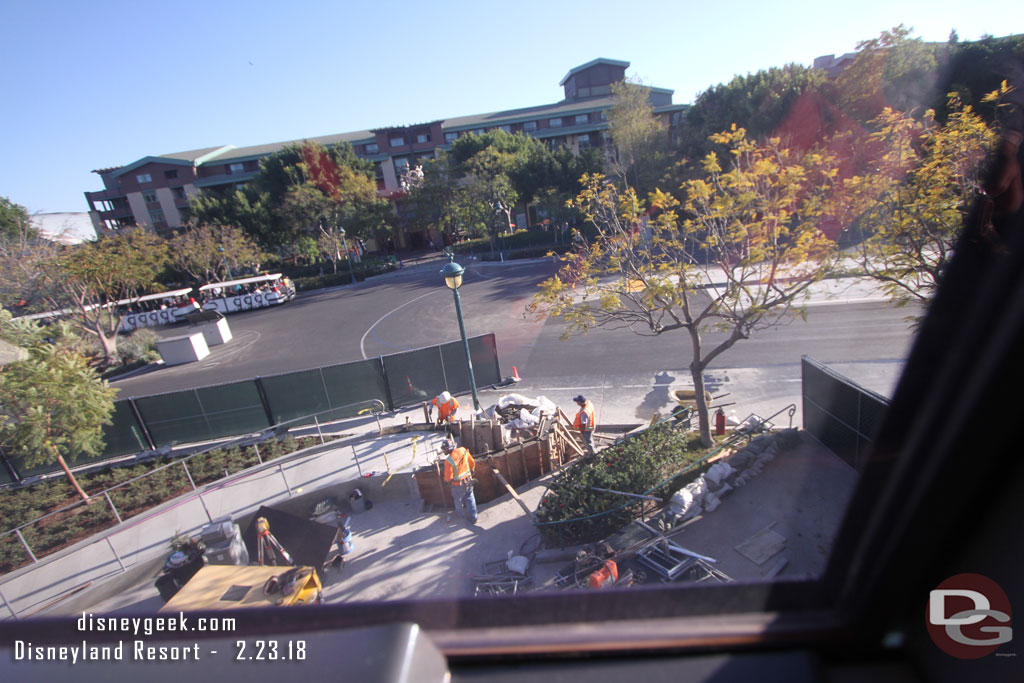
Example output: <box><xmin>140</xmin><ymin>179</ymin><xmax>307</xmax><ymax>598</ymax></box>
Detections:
<box><xmin>415</xmin><ymin>422</ymin><xmax>581</xmax><ymax>508</ymax></box>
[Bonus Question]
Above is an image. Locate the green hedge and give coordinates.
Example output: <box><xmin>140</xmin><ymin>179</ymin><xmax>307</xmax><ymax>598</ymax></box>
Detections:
<box><xmin>535</xmin><ymin>424</ymin><xmax>706</xmax><ymax>546</ymax></box>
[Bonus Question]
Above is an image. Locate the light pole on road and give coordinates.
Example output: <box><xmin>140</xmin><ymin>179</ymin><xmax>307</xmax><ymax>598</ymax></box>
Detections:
<box><xmin>440</xmin><ymin>253</ymin><xmax>480</xmax><ymax>412</ymax></box>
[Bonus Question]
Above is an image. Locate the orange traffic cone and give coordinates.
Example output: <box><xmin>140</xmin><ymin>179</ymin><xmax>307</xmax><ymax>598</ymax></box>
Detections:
<box><xmin>406</xmin><ymin>376</ymin><xmax>415</xmax><ymax>393</ymax></box>
<box><xmin>511</xmin><ymin>366</ymin><xmax>522</xmax><ymax>382</ymax></box>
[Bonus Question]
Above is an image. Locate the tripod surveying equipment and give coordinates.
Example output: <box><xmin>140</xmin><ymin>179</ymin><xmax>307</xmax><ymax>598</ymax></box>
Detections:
<box><xmin>255</xmin><ymin>516</ymin><xmax>293</xmax><ymax>566</ymax></box>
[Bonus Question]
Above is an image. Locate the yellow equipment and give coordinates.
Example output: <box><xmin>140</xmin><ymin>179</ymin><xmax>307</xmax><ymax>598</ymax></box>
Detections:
<box><xmin>159</xmin><ymin>565</ymin><xmax>322</xmax><ymax>612</ymax></box>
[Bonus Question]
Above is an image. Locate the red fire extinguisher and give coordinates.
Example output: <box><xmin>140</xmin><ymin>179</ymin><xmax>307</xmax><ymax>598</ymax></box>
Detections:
<box><xmin>715</xmin><ymin>407</ymin><xmax>726</xmax><ymax>436</ymax></box>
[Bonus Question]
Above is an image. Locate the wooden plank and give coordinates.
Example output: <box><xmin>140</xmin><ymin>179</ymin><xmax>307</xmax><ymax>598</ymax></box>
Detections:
<box><xmin>434</xmin><ymin>461</ymin><xmax>452</xmax><ymax>510</ymax></box>
<box><xmin>492</xmin><ymin>421</ymin><xmax>504</xmax><ymax>451</ymax></box>
<box><xmin>555</xmin><ymin>422</ymin><xmax>586</xmax><ymax>458</ymax></box>
<box><xmin>516</xmin><ymin>436</ymin><xmax>530</xmax><ymax>483</ymax></box>
<box><xmin>479</xmin><ymin>420</ymin><xmax>494</xmax><ymax>453</ymax></box>
<box><xmin>492</xmin><ymin>470</ymin><xmax>533</xmax><ymax>517</ymax></box>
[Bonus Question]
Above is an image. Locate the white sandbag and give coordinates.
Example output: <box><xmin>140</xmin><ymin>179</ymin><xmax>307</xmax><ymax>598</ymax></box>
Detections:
<box><xmin>531</xmin><ymin>395</ymin><xmax>558</xmax><ymax>417</ymax></box>
<box><xmin>506</xmin><ymin>555</ymin><xmax>530</xmax><ymax>575</ymax></box>
<box><xmin>706</xmin><ymin>461</ymin><xmax>735</xmax><ymax>486</ymax></box>
<box><xmin>668</xmin><ymin>477</ymin><xmax>709</xmax><ymax>518</ymax></box>
<box><xmin>497</xmin><ymin>394</ymin><xmax>538</xmax><ymax>409</ymax></box>
<box><xmin>517</xmin><ymin>408</ymin><xmax>539</xmax><ymax>426</ymax></box>
<box><xmin>703</xmin><ymin>492</ymin><xmax>721</xmax><ymax>512</ymax></box>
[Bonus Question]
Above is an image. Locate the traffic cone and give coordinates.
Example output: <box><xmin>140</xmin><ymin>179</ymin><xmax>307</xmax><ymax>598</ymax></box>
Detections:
<box><xmin>511</xmin><ymin>366</ymin><xmax>522</xmax><ymax>382</ymax></box>
<box><xmin>406</xmin><ymin>376</ymin><xmax>415</xmax><ymax>393</ymax></box>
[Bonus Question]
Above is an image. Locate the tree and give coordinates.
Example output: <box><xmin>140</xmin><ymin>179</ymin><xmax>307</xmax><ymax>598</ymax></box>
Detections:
<box><xmin>188</xmin><ymin>140</ymin><xmax>389</xmax><ymax>257</ymax></box>
<box><xmin>842</xmin><ymin>93</ymin><xmax>997</xmax><ymax>314</ymax></box>
<box><xmin>169</xmin><ymin>222</ymin><xmax>263</xmax><ymax>283</ymax></box>
<box><xmin>19</xmin><ymin>230</ymin><xmax>170</xmax><ymax>367</ymax></box>
<box><xmin>683</xmin><ymin>64</ymin><xmax>828</xmax><ymax>158</ymax></box>
<box><xmin>0</xmin><ymin>196</ymin><xmax>36</xmax><ymax>242</ymax></box>
<box><xmin>461</xmin><ymin>147</ymin><xmax>520</xmax><ymax>253</ymax></box>
<box><xmin>529</xmin><ymin>128</ymin><xmax>843</xmax><ymax>446</ymax></box>
<box><xmin>834</xmin><ymin>25</ymin><xmax>938</xmax><ymax>121</ymax></box>
<box><xmin>0</xmin><ymin>312</ymin><xmax>115</xmax><ymax>502</ymax></box>
<box><xmin>607</xmin><ymin>80</ymin><xmax>668</xmax><ymax>194</ymax></box>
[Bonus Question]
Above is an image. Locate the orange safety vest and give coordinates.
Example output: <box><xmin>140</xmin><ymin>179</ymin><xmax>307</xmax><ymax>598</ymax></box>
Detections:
<box><xmin>573</xmin><ymin>401</ymin><xmax>596</xmax><ymax>432</ymax></box>
<box><xmin>432</xmin><ymin>396</ymin><xmax>459</xmax><ymax>421</ymax></box>
<box><xmin>443</xmin><ymin>447</ymin><xmax>475</xmax><ymax>485</ymax></box>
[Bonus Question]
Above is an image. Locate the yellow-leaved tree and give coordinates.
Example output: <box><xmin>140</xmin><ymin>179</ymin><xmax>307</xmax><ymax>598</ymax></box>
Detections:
<box><xmin>843</xmin><ymin>92</ymin><xmax>998</xmax><ymax>316</ymax></box>
<box><xmin>529</xmin><ymin>128</ymin><xmax>843</xmax><ymax>446</ymax></box>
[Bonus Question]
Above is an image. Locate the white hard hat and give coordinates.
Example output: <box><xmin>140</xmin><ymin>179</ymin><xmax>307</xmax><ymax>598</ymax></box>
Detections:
<box><xmin>439</xmin><ymin>391</ymin><xmax>452</xmax><ymax>403</ymax></box>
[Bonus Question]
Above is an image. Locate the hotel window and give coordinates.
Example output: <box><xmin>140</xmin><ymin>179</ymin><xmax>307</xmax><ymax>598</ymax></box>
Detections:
<box><xmin>148</xmin><ymin>209</ymin><xmax>166</xmax><ymax>225</ymax></box>
<box><xmin>393</xmin><ymin>157</ymin><xmax>410</xmax><ymax>175</ymax></box>
<box><xmin>229</xmin><ymin>162</ymin><xmax>245</xmax><ymax>174</ymax></box>
<box><xmin>164</xmin><ymin>169</ymin><xmax>179</xmax><ymax>179</ymax></box>
<box><xmin>549</xmin><ymin>118</ymin><xmax>563</xmax><ymax>128</ymax></box>
<box><xmin>365</xmin><ymin>143</ymin><xmax>379</xmax><ymax>154</ymax></box>
<box><xmin>577</xmin><ymin>87</ymin><xmax>591</xmax><ymax>98</ymax></box>
<box><xmin>523</xmin><ymin>121</ymin><xmax>537</xmax><ymax>131</ymax></box>
<box><xmin>136</xmin><ymin>173</ymin><xmax>152</xmax><ymax>184</ymax></box>
<box><xmin>172</xmin><ymin>187</ymin><xmax>187</xmax><ymax>200</ymax></box>
<box><xmin>600</xmin><ymin>110</ymin><xmax>608</xmax><ymax>121</ymax></box>
<box><xmin>142</xmin><ymin>190</ymin><xmax>158</xmax><ymax>204</ymax></box>
<box><xmin>499</xmin><ymin>125</ymin><xmax>511</xmax><ymax>133</ymax></box>
<box><xmin>389</xmin><ymin>136</ymin><xmax>405</xmax><ymax>147</ymax></box>
<box><xmin>415</xmin><ymin>133</ymin><xmax>431</xmax><ymax>144</ymax></box>
<box><xmin>575</xmin><ymin>114</ymin><xmax>589</xmax><ymax>125</ymax></box>
<box><xmin>472</xmin><ymin>128</ymin><xmax>484</xmax><ymax>135</ymax></box>
<box><xmin>444</xmin><ymin>132</ymin><xmax>459</xmax><ymax>143</ymax></box>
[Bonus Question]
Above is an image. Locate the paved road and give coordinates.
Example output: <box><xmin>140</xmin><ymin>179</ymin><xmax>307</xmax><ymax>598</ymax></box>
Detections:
<box><xmin>112</xmin><ymin>259</ymin><xmax>917</xmax><ymax>422</ymax></box>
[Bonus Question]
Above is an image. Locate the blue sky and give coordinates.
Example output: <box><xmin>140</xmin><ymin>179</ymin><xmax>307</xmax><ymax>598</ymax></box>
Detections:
<box><xmin>1</xmin><ymin>0</ymin><xmax>1020</xmax><ymax>215</ymax></box>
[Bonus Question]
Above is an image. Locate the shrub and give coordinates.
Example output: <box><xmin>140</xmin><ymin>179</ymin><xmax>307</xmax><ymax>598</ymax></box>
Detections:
<box><xmin>118</xmin><ymin>328</ymin><xmax>161</xmax><ymax>365</ymax></box>
<box><xmin>535</xmin><ymin>424</ymin><xmax>708</xmax><ymax>546</ymax></box>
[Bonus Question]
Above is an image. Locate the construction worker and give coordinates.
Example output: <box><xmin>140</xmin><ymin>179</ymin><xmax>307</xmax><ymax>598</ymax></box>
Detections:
<box><xmin>429</xmin><ymin>391</ymin><xmax>459</xmax><ymax>427</ymax></box>
<box><xmin>572</xmin><ymin>394</ymin><xmax>597</xmax><ymax>456</ymax></box>
<box><xmin>441</xmin><ymin>440</ymin><xmax>477</xmax><ymax>523</ymax></box>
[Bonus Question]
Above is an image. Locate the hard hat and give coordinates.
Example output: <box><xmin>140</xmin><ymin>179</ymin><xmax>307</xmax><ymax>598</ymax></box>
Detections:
<box><xmin>440</xmin><ymin>440</ymin><xmax>454</xmax><ymax>453</ymax></box>
<box><xmin>439</xmin><ymin>391</ymin><xmax>452</xmax><ymax>403</ymax></box>
<box><xmin>573</xmin><ymin>395</ymin><xmax>587</xmax><ymax>404</ymax></box>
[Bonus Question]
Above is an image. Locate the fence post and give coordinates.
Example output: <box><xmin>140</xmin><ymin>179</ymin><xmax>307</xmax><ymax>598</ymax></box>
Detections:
<box><xmin>106</xmin><ymin>537</ymin><xmax>127</xmax><ymax>573</ymax></box>
<box><xmin>15</xmin><ymin>529</ymin><xmax>38</xmax><ymax>564</ymax></box>
<box><xmin>253</xmin><ymin>442</ymin><xmax>263</xmax><ymax>465</ymax></box>
<box><xmin>127</xmin><ymin>397</ymin><xmax>156</xmax><ymax>451</ymax></box>
<box><xmin>379</xmin><ymin>356</ymin><xmax>395</xmax><ymax>411</ymax></box>
<box><xmin>278</xmin><ymin>464</ymin><xmax>293</xmax><ymax>497</ymax></box>
<box><xmin>196</xmin><ymin>493</ymin><xmax>213</xmax><ymax>523</ymax></box>
<box><xmin>181</xmin><ymin>460</ymin><xmax>197</xmax><ymax>490</ymax></box>
<box><xmin>0</xmin><ymin>446</ymin><xmax>22</xmax><ymax>483</ymax></box>
<box><xmin>254</xmin><ymin>377</ymin><xmax>276</xmax><ymax>428</ymax></box>
<box><xmin>351</xmin><ymin>445</ymin><xmax>362</xmax><ymax>477</ymax></box>
<box><xmin>314</xmin><ymin>416</ymin><xmax>325</xmax><ymax>445</ymax></box>
<box><xmin>103</xmin><ymin>491</ymin><xmax>123</xmax><ymax>525</ymax></box>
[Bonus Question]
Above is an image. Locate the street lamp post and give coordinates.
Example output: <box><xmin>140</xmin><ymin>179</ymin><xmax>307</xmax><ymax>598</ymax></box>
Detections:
<box><xmin>339</xmin><ymin>227</ymin><xmax>356</xmax><ymax>285</ymax></box>
<box><xmin>439</xmin><ymin>254</ymin><xmax>481</xmax><ymax>412</ymax></box>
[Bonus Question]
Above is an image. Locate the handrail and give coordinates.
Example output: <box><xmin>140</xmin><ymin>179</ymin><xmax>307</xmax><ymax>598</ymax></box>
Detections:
<box><xmin>0</xmin><ymin>398</ymin><xmax>387</xmax><ymax>543</ymax></box>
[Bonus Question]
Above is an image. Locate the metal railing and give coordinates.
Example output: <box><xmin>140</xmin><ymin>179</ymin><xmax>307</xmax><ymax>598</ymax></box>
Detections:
<box><xmin>0</xmin><ymin>399</ymin><xmax>386</xmax><ymax>571</ymax></box>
